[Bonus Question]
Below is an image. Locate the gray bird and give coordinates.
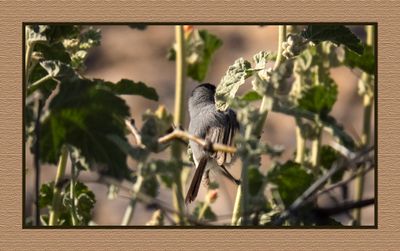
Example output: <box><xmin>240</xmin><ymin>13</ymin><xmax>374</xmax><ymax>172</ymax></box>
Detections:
<box><xmin>185</xmin><ymin>83</ymin><xmax>240</xmax><ymax>204</ymax></box>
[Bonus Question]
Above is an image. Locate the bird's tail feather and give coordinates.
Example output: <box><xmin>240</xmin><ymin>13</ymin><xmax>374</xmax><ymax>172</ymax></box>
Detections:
<box><xmin>185</xmin><ymin>156</ymin><xmax>208</xmax><ymax>204</ymax></box>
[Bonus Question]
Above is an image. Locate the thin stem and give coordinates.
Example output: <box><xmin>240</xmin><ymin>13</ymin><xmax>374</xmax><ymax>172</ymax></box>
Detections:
<box><xmin>48</xmin><ymin>145</ymin><xmax>69</xmax><ymax>226</ymax></box>
<box><xmin>28</xmin><ymin>74</ymin><xmax>53</xmax><ymax>93</ymax></box>
<box><xmin>33</xmin><ymin>99</ymin><xmax>44</xmax><ymax>226</ymax></box>
<box><xmin>197</xmin><ymin>201</ymin><xmax>210</xmax><ymax>221</ymax></box>
<box><xmin>231</xmin><ymin>185</ymin><xmax>242</xmax><ymax>225</ymax></box>
<box><xmin>295</xmin><ymin>121</ymin><xmax>306</xmax><ymax>165</ymax></box>
<box><xmin>354</xmin><ymin>25</ymin><xmax>374</xmax><ymax>225</ymax></box>
<box><xmin>232</xmin><ymin>25</ymin><xmax>287</xmax><ymax>226</ymax></box>
<box><xmin>171</xmin><ymin>25</ymin><xmax>186</xmax><ymax>225</ymax></box>
<box><xmin>121</xmin><ymin>172</ymin><xmax>144</xmax><ymax>225</ymax></box>
<box><xmin>25</xmin><ymin>42</ymin><xmax>34</xmax><ymax>84</ymax></box>
<box><xmin>69</xmin><ymin>160</ymin><xmax>79</xmax><ymax>226</ymax></box>
<box><xmin>310</xmin><ymin>127</ymin><xmax>322</xmax><ymax>177</ymax></box>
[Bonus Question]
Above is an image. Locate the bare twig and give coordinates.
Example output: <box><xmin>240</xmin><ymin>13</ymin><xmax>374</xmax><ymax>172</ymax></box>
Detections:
<box><xmin>272</xmin><ymin>146</ymin><xmax>374</xmax><ymax>225</ymax></box>
<box><xmin>158</xmin><ymin>129</ymin><xmax>237</xmax><ymax>154</ymax></box>
<box><xmin>125</xmin><ymin>119</ymin><xmax>144</xmax><ymax>148</ymax></box>
<box><xmin>314</xmin><ymin>198</ymin><xmax>375</xmax><ymax>217</ymax></box>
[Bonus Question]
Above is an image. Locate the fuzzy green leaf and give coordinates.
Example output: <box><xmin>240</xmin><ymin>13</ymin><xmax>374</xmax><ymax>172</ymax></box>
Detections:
<box><xmin>215</xmin><ymin>58</ymin><xmax>252</xmax><ymax>111</ymax></box>
<box><xmin>344</xmin><ymin>45</ymin><xmax>375</xmax><ymax>75</ymax></box>
<box><xmin>99</xmin><ymin>79</ymin><xmax>159</xmax><ymax>101</ymax></box>
<box><xmin>40</xmin><ymin>78</ymin><xmax>131</xmax><ymax>180</ymax></box>
<box><xmin>268</xmin><ymin>161</ymin><xmax>314</xmax><ymax>207</ymax></box>
<box><xmin>298</xmin><ymin>83</ymin><xmax>338</xmax><ymax>115</ymax></box>
<box><xmin>187</xmin><ymin>30</ymin><xmax>223</xmax><ymax>81</ymax></box>
<box><xmin>301</xmin><ymin>25</ymin><xmax>364</xmax><ymax>55</ymax></box>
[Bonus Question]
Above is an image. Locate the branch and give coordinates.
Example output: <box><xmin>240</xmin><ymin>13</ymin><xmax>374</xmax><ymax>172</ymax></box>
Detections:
<box><xmin>313</xmin><ymin>198</ymin><xmax>375</xmax><ymax>217</ymax></box>
<box><xmin>272</xmin><ymin>146</ymin><xmax>374</xmax><ymax>225</ymax></box>
<box><xmin>158</xmin><ymin>129</ymin><xmax>237</xmax><ymax>154</ymax></box>
<box><xmin>125</xmin><ymin>119</ymin><xmax>144</xmax><ymax>147</ymax></box>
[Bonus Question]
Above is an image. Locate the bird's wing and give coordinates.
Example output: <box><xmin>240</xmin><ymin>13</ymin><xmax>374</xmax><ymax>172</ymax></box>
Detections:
<box><xmin>205</xmin><ymin>110</ymin><xmax>239</xmax><ymax>166</ymax></box>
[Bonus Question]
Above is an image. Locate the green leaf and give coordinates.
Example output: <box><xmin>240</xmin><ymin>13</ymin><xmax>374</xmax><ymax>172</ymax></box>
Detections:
<box><xmin>248</xmin><ymin>168</ymin><xmax>264</xmax><ymax>196</ymax></box>
<box><xmin>240</xmin><ymin>91</ymin><xmax>262</xmax><ymax>102</ymax></box>
<box><xmin>99</xmin><ymin>79</ymin><xmax>159</xmax><ymax>101</ymax></box>
<box><xmin>301</xmin><ymin>25</ymin><xmax>364</xmax><ymax>55</ymax></box>
<box><xmin>107</xmin><ymin>134</ymin><xmax>148</xmax><ymax>161</ymax></box>
<box><xmin>40</xmin><ymin>78</ymin><xmax>131</xmax><ymax>180</ymax></box>
<box><xmin>344</xmin><ymin>45</ymin><xmax>375</xmax><ymax>75</ymax></box>
<box><xmin>39</xmin><ymin>182</ymin><xmax>54</xmax><ymax>208</ymax></box>
<box><xmin>74</xmin><ymin>181</ymin><xmax>96</xmax><ymax>224</ymax></box>
<box><xmin>215</xmin><ymin>58</ymin><xmax>252</xmax><ymax>111</ymax></box>
<box><xmin>187</xmin><ymin>30</ymin><xmax>223</xmax><ymax>81</ymax></box>
<box><xmin>268</xmin><ymin>161</ymin><xmax>314</xmax><ymax>207</ymax></box>
<box><xmin>298</xmin><ymin>83</ymin><xmax>338</xmax><ymax>115</ymax></box>
<box><xmin>44</xmin><ymin>25</ymin><xmax>80</xmax><ymax>44</ymax></box>
<box><xmin>320</xmin><ymin>146</ymin><xmax>344</xmax><ymax>183</ymax></box>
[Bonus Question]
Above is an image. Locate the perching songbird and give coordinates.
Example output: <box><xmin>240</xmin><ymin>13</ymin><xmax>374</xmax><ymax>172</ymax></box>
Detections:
<box><xmin>185</xmin><ymin>83</ymin><xmax>240</xmax><ymax>204</ymax></box>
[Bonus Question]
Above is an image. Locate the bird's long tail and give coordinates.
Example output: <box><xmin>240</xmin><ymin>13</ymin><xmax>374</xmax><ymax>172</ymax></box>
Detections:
<box><xmin>185</xmin><ymin>156</ymin><xmax>208</xmax><ymax>204</ymax></box>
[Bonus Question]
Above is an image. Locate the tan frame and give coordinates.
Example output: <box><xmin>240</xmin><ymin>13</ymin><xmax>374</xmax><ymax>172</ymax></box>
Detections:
<box><xmin>1</xmin><ymin>1</ymin><xmax>398</xmax><ymax>249</ymax></box>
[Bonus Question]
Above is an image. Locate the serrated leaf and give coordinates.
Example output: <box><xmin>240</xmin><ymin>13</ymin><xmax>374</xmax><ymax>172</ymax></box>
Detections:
<box><xmin>99</xmin><ymin>79</ymin><xmax>159</xmax><ymax>101</ymax></box>
<box><xmin>298</xmin><ymin>83</ymin><xmax>338</xmax><ymax>115</ymax></box>
<box><xmin>268</xmin><ymin>161</ymin><xmax>314</xmax><ymax>207</ymax></box>
<box><xmin>65</xmin><ymin>181</ymin><xmax>96</xmax><ymax>224</ymax></box>
<box><xmin>40</xmin><ymin>78</ymin><xmax>131</xmax><ymax>180</ymax></box>
<box><xmin>344</xmin><ymin>45</ymin><xmax>375</xmax><ymax>75</ymax></box>
<box><xmin>215</xmin><ymin>58</ymin><xmax>252</xmax><ymax>111</ymax></box>
<box><xmin>187</xmin><ymin>30</ymin><xmax>223</xmax><ymax>81</ymax></box>
<box><xmin>301</xmin><ymin>25</ymin><xmax>364</xmax><ymax>55</ymax></box>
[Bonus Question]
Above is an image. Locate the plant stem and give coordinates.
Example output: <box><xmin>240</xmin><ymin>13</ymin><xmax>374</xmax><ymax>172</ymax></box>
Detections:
<box><xmin>69</xmin><ymin>160</ymin><xmax>79</xmax><ymax>226</ymax></box>
<box><xmin>28</xmin><ymin>74</ymin><xmax>53</xmax><ymax>93</ymax></box>
<box><xmin>354</xmin><ymin>25</ymin><xmax>374</xmax><ymax>225</ymax></box>
<box><xmin>295</xmin><ymin>119</ymin><xmax>306</xmax><ymax>165</ymax></box>
<box><xmin>171</xmin><ymin>25</ymin><xmax>186</xmax><ymax>225</ymax></box>
<box><xmin>232</xmin><ymin>25</ymin><xmax>286</xmax><ymax>226</ymax></box>
<box><xmin>25</xmin><ymin>42</ymin><xmax>34</xmax><ymax>84</ymax></box>
<box><xmin>121</xmin><ymin>170</ymin><xmax>144</xmax><ymax>225</ymax></box>
<box><xmin>310</xmin><ymin>127</ymin><xmax>322</xmax><ymax>177</ymax></box>
<box><xmin>48</xmin><ymin>145</ymin><xmax>69</xmax><ymax>226</ymax></box>
<box><xmin>33</xmin><ymin>99</ymin><xmax>44</xmax><ymax>226</ymax></box>
<box><xmin>197</xmin><ymin>201</ymin><xmax>210</xmax><ymax>221</ymax></box>
<box><xmin>231</xmin><ymin>185</ymin><xmax>242</xmax><ymax>225</ymax></box>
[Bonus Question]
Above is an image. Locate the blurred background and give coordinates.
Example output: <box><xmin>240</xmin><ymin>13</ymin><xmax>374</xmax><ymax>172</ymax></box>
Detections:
<box><xmin>25</xmin><ymin>25</ymin><xmax>375</xmax><ymax>225</ymax></box>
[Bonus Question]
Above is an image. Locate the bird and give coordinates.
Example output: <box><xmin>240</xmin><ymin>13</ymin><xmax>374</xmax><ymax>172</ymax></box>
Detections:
<box><xmin>185</xmin><ymin>83</ymin><xmax>240</xmax><ymax>204</ymax></box>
